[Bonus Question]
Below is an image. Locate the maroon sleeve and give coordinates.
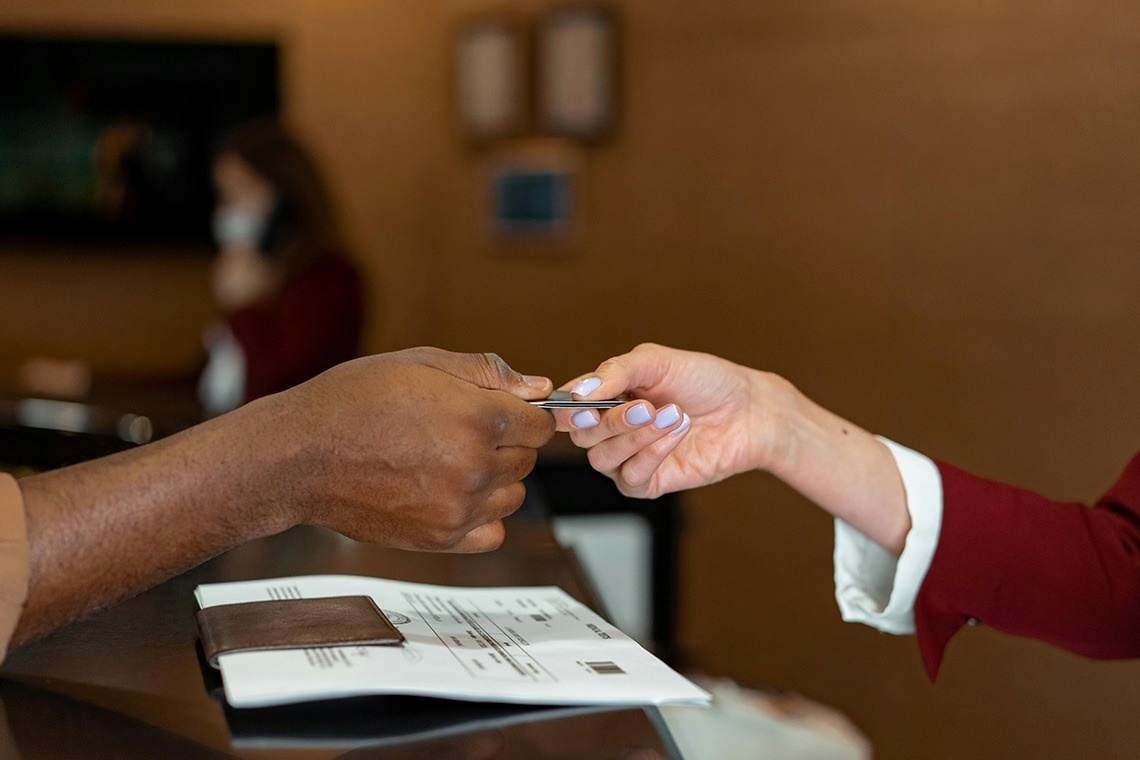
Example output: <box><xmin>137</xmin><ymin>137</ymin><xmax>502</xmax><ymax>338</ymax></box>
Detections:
<box><xmin>224</xmin><ymin>253</ymin><xmax>363</xmax><ymax>403</ymax></box>
<box><xmin>914</xmin><ymin>452</ymin><xmax>1140</xmax><ymax>679</ymax></box>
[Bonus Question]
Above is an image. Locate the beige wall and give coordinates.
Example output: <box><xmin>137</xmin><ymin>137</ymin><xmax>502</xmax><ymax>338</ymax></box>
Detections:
<box><xmin>2</xmin><ymin>1</ymin><xmax>1140</xmax><ymax>757</ymax></box>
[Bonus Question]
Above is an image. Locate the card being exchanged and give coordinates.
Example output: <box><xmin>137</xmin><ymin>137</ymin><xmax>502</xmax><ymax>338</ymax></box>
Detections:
<box><xmin>529</xmin><ymin>390</ymin><xmax>624</xmax><ymax>409</ymax></box>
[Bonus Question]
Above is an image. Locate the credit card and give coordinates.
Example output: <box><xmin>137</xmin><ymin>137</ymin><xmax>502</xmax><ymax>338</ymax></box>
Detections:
<box><xmin>529</xmin><ymin>390</ymin><xmax>623</xmax><ymax>409</ymax></box>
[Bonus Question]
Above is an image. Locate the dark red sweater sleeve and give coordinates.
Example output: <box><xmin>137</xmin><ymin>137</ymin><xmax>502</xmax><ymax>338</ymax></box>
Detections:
<box><xmin>224</xmin><ymin>253</ymin><xmax>363</xmax><ymax>403</ymax></box>
<box><xmin>914</xmin><ymin>452</ymin><xmax>1140</xmax><ymax>679</ymax></box>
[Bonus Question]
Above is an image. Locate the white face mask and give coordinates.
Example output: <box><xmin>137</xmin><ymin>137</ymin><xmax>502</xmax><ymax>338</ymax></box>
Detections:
<box><xmin>212</xmin><ymin>207</ymin><xmax>267</xmax><ymax>249</ymax></box>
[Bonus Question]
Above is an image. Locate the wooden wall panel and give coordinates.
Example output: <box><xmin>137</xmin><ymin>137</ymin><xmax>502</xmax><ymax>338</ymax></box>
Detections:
<box><xmin>1</xmin><ymin>1</ymin><xmax>1139</xmax><ymax>756</ymax></box>
<box><xmin>406</xmin><ymin>2</ymin><xmax>1140</xmax><ymax>757</ymax></box>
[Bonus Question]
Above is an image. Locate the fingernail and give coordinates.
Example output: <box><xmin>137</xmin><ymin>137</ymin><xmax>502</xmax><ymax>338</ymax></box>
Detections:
<box><xmin>523</xmin><ymin>374</ymin><xmax>549</xmax><ymax>390</ymax></box>
<box><xmin>625</xmin><ymin>403</ymin><xmax>652</xmax><ymax>426</ymax></box>
<box><xmin>670</xmin><ymin>413</ymin><xmax>691</xmax><ymax>435</ymax></box>
<box><xmin>571</xmin><ymin>410</ymin><xmax>598</xmax><ymax>428</ymax></box>
<box><xmin>653</xmin><ymin>404</ymin><xmax>681</xmax><ymax>429</ymax></box>
<box><xmin>571</xmin><ymin>377</ymin><xmax>602</xmax><ymax>397</ymax></box>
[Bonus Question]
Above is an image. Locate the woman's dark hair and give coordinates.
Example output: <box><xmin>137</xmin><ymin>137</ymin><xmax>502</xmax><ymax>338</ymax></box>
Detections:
<box><xmin>215</xmin><ymin>119</ymin><xmax>345</xmax><ymax>278</ymax></box>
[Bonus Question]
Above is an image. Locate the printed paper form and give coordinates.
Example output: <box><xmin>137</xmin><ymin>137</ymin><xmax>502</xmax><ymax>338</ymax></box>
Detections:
<box><xmin>195</xmin><ymin>574</ymin><xmax>711</xmax><ymax>709</ymax></box>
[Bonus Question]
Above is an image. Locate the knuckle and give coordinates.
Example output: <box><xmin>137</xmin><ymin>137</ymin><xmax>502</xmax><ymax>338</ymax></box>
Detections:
<box><xmin>615</xmin><ymin>479</ymin><xmax>640</xmax><ymax>498</ymax></box>
<box><xmin>631</xmin><ymin>342</ymin><xmax>668</xmax><ymax>367</ymax></box>
<box><xmin>478</xmin><ymin>352</ymin><xmax>515</xmax><ymax>386</ymax></box>
<box><xmin>482</xmin><ymin>351</ymin><xmax>508</xmax><ymax>372</ymax></box>
<box><xmin>430</xmin><ymin>530</ymin><xmax>464</xmax><ymax>551</ymax></box>
<box><xmin>415</xmin><ymin>524</ymin><xmax>453</xmax><ymax>550</ymax></box>
<box><xmin>458</xmin><ymin>461</ymin><xmax>495</xmax><ymax>495</ymax></box>
<box><xmin>486</xmin><ymin>409</ymin><xmax>510</xmax><ymax>441</ymax></box>
<box><xmin>595</xmin><ymin>356</ymin><xmax>623</xmax><ymax>375</ymax></box>
<box><xmin>586</xmin><ymin>446</ymin><xmax>613</xmax><ymax>474</ymax></box>
<box><xmin>632</xmin><ymin>341</ymin><xmax>662</xmax><ymax>355</ymax></box>
<box><xmin>430</xmin><ymin>510</ymin><xmax>472</xmax><ymax>546</ymax></box>
<box><xmin>621</xmin><ymin>461</ymin><xmax>650</xmax><ymax>489</ymax></box>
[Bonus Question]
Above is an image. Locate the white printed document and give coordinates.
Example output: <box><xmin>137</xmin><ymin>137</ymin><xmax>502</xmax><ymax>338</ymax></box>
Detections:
<box><xmin>195</xmin><ymin>575</ymin><xmax>711</xmax><ymax>709</ymax></box>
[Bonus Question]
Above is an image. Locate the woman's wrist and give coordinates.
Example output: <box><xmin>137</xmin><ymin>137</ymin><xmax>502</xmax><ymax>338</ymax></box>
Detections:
<box><xmin>754</xmin><ymin>379</ymin><xmax>911</xmax><ymax>553</ymax></box>
<box><xmin>744</xmin><ymin>369</ymin><xmax>806</xmax><ymax>479</ymax></box>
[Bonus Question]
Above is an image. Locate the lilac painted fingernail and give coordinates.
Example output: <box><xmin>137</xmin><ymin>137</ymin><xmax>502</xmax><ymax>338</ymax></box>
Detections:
<box><xmin>653</xmin><ymin>404</ymin><xmax>681</xmax><ymax>429</ymax></box>
<box><xmin>670</xmin><ymin>413</ymin><xmax>691</xmax><ymax>435</ymax></box>
<box><xmin>571</xmin><ymin>377</ymin><xmax>602</xmax><ymax>397</ymax></box>
<box><xmin>625</xmin><ymin>403</ymin><xmax>652</xmax><ymax>425</ymax></box>
<box><xmin>571</xmin><ymin>410</ymin><xmax>598</xmax><ymax>428</ymax></box>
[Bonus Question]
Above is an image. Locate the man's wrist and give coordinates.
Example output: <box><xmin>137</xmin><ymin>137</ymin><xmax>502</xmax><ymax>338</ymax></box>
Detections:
<box><xmin>189</xmin><ymin>395</ymin><xmax>306</xmax><ymax>538</ymax></box>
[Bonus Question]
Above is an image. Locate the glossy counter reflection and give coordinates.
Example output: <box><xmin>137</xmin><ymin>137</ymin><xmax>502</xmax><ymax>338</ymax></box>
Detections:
<box><xmin>0</xmin><ymin>680</ymin><xmax>669</xmax><ymax>760</ymax></box>
<box><xmin>0</xmin><ymin>519</ymin><xmax>680</xmax><ymax>758</ymax></box>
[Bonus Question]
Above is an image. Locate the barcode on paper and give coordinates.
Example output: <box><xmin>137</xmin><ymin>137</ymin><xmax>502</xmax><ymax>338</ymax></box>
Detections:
<box><xmin>586</xmin><ymin>660</ymin><xmax>625</xmax><ymax>675</ymax></box>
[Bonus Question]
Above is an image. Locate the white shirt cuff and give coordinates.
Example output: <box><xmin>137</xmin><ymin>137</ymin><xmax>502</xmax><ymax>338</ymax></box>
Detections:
<box><xmin>832</xmin><ymin>437</ymin><xmax>943</xmax><ymax>635</ymax></box>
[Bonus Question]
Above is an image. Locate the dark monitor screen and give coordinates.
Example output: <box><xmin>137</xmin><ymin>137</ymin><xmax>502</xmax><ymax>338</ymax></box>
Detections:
<box><xmin>0</xmin><ymin>34</ymin><xmax>279</xmax><ymax>245</ymax></box>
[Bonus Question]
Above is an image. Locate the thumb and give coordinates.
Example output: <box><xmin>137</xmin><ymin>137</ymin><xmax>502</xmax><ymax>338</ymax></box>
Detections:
<box><xmin>414</xmin><ymin>348</ymin><xmax>552</xmax><ymax>400</ymax></box>
<box><xmin>565</xmin><ymin>343</ymin><xmax>674</xmax><ymax>401</ymax></box>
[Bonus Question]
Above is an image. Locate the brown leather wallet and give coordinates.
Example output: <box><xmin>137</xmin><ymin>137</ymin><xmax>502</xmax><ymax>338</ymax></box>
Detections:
<box><xmin>196</xmin><ymin>595</ymin><xmax>405</xmax><ymax>668</ymax></box>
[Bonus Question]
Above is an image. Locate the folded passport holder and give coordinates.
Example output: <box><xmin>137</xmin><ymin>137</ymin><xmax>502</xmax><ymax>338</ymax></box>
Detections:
<box><xmin>196</xmin><ymin>595</ymin><xmax>405</xmax><ymax>668</ymax></box>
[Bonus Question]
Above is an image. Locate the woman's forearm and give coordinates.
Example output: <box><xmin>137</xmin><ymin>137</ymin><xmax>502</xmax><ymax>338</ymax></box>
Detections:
<box><xmin>767</xmin><ymin>383</ymin><xmax>911</xmax><ymax>555</ymax></box>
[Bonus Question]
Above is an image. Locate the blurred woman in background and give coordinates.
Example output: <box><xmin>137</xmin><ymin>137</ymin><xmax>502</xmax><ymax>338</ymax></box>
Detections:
<box><xmin>200</xmin><ymin>119</ymin><xmax>363</xmax><ymax>415</ymax></box>
<box><xmin>17</xmin><ymin>120</ymin><xmax>363</xmax><ymax>420</ymax></box>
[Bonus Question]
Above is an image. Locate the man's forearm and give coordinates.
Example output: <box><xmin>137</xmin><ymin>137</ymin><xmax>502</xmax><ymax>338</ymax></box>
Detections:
<box><xmin>5</xmin><ymin>349</ymin><xmax>557</xmax><ymax>648</ymax></box>
<box><xmin>12</xmin><ymin>395</ymin><xmax>297</xmax><ymax>646</ymax></box>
